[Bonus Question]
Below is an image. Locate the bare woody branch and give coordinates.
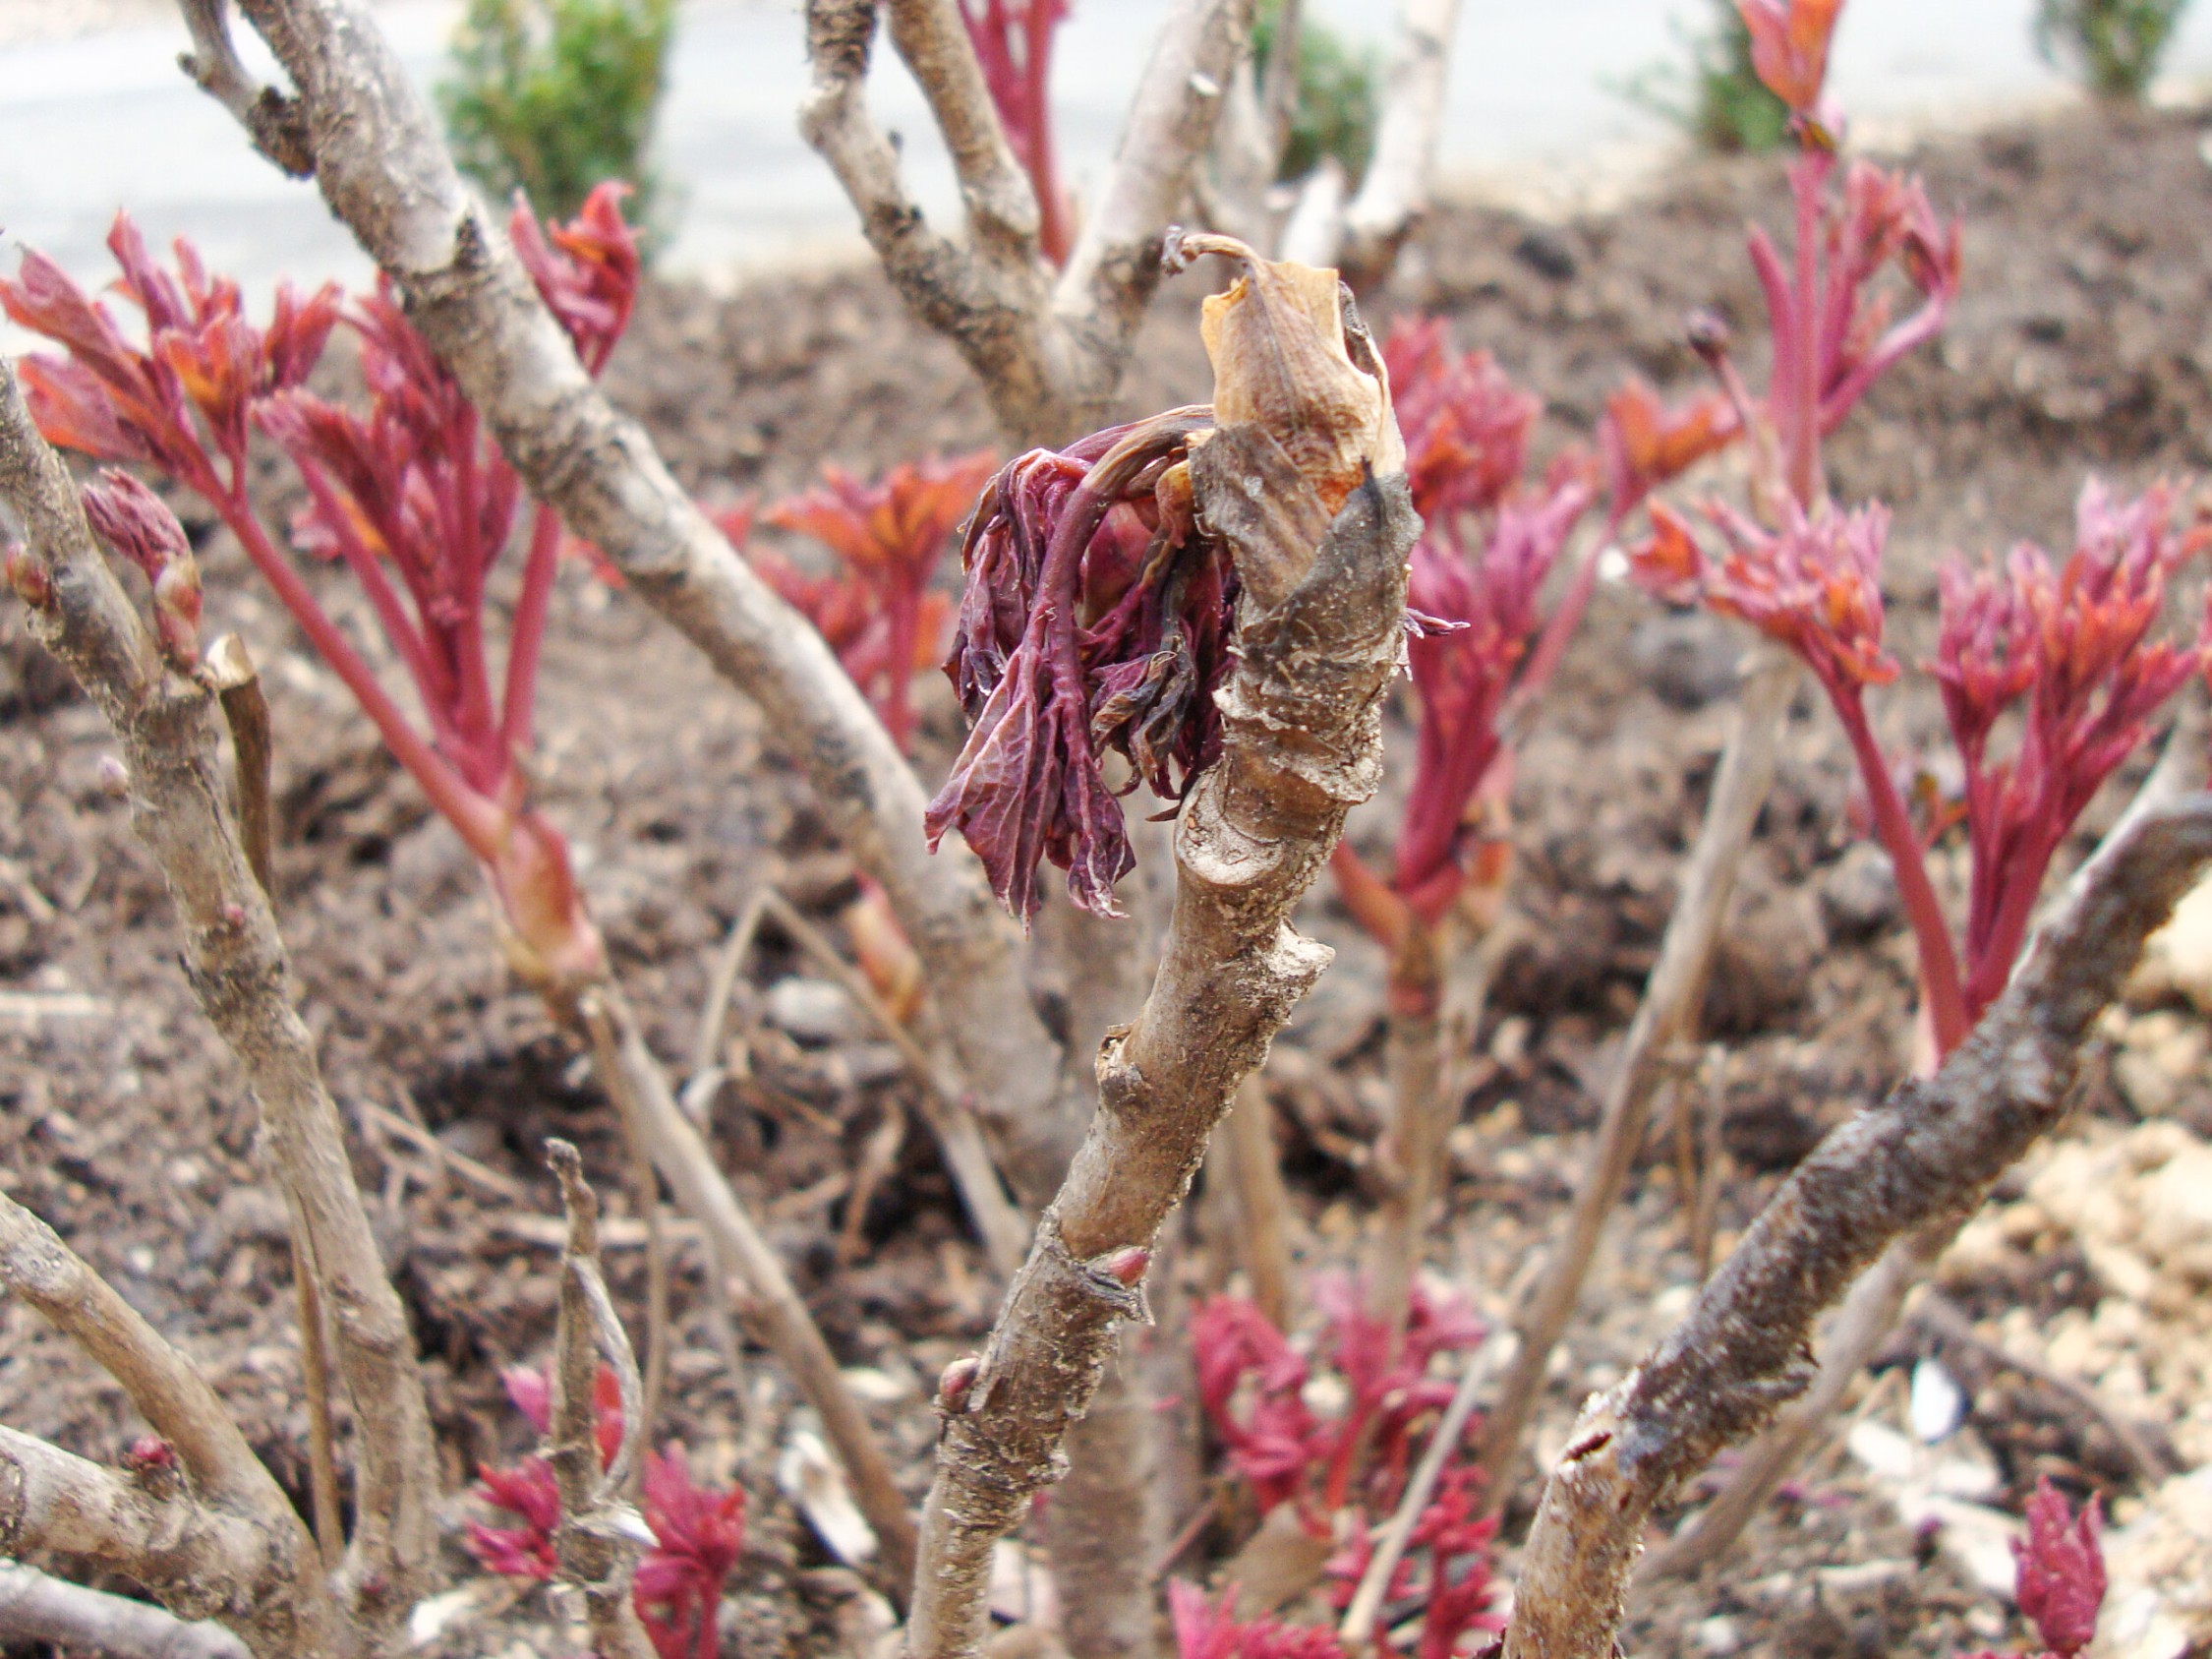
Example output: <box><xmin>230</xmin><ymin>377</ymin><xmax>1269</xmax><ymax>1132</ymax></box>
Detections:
<box><xmin>0</xmin><ymin>356</ymin><xmax>439</xmax><ymax>1647</ymax></box>
<box><xmin>1056</xmin><ymin>0</ymin><xmax>1255</xmax><ymax>374</ymax></box>
<box><xmin>885</xmin><ymin>0</ymin><xmax>1043</xmax><ymax>259</ymax></box>
<box><xmin>0</xmin><ymin>1427</ymin><xmax>288</xmax><ymax>1636</ymax></box>
<box><xmin>194</xmin><ymin>0</ymin><xmax>1082</xmax><ymax>1207</ymax></box>
<box><xmin>543</xmin><ymin>1141</ymin><xmax>657</xmax><ymax>1659</ymax></box>
<box><xmin>0</xmin><ymin>1563</ymin><xmax>248</xmax><ymax>1659</ymax></box>
<box><xmin>174</xmin><ymin>0</ymin><xmax>312</xmax><ymax>175</ymax></box>
<box><xmin>1499</xmin><ymin>795</ymin><xmax>2212</xmax><ymax>1659</ymax></box>
<box><xmin>0</xmin><ymin>1199</ymin><xmax>331</xmax><ymax>1656</ymax></box>
<box><xmin>909</xmin><ymin>433</ymin><xmax>1421</xmax><ymax>1658</ymax></box>
<box><xmin>802</xmin><ymin>0</ymin><xmax>1255</xmax><ymax>444</ymax></box>
<box><xmin>0</xmin><ymin>1195</ymin><xmax>301</xmax><ymax>1537</ymax></box>
<box><xmin>1339</xmin><ymin>0</ymin><xmax>1464</xmax><ymax>282</ymax></box>
<box><xmin>1642</xmin><ymin>706</ymin><xmax>2210</xmax><ymax>1579</ymax></box>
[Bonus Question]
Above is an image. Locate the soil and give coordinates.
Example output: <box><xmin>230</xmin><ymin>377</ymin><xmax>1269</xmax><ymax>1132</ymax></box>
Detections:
<box><xmin>5</xmin><ymin>99</ymin><xmax>2212</xmax><ymax>1659</ymax></box>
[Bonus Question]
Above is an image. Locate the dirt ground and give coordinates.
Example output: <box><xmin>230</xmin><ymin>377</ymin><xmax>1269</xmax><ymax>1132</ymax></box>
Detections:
<box><xmin>5</xmin><ymin>101</ymin><xmax>2212</xmax><ymax>1658</ymax></box>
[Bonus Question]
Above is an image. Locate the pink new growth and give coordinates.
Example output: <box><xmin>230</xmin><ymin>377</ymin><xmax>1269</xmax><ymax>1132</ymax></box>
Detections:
<box><xmin>1324</xmin><ymin>1467</ymin><xmax>1504</xmax><ymax>1659</ymax></box>
<box><xmin>1167</xmin><ymin>1582</ymin><xmax>1346</xmax><ymax>1659</ymax></box>
<box><xmin>1329</xmin><ymin>322</ymin><xmax>1591</xmax><ymax>949</ymax></box>
<box><xmin>470</xmin><ymin>1364</ymin><xmax>747</xmax><ymax>1659</ymax></box>
<box><xmin>1959</xmin><ymin>1479</ymin><xmax>2106</xmax><ymax>1659</ymax></box>
<box><xmin>1614</xmin><ymin>0</ymin><xmax>1957</xmax><ymax>522</ymax></box>
<box><xmin>2014</xmin><ymin>1480</ymin><xmax>2106</xmax><ymax>1659</ymax></box>
<box><xmin>1736</xmin><ymin>0</ymin><xmax>1844</xmax><ymax>118</ymax></box>
<box><xmin>1193</xmin><ymin>1277</ymin><xmax>1480</xmax><ymax>1521</ymax></box>
<box><xmin>752</xmin><ymin>449</ymin><xmax>998</xmax><ymax>751</ymax></box>
<box><xmin>2</xmin><ymin>184</ymin><xmax>645</xmax><ymax>995</ymax></box>
<box><xmin>958</xmin><ymin>0</ymin><xmax>1073</xmax><ymax>266</ymax></box>
<box><xmin>1636</xmin><ymin>484</ymin><xmax>2205</xmax><ymax>1057</ymax></box>
<box><xmin>1186</xmin><ymin>1283</ymin><xmax>1500</xmax><ymax>1659</ymax></box>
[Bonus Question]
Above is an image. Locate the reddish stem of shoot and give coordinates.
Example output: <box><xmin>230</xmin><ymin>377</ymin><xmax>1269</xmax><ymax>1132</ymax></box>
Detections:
<box><xmin>1831</xmin><ymin>687</ymin><xmax>1968</xmax><ymax>1055</ymax></box>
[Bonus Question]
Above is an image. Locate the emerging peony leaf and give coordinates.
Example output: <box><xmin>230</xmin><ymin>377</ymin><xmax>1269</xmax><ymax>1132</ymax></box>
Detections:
<box><xmin>2013</xmin><ymin>1479</ymin><xmax>2105</xmax><ymax>1659</ymax></box>
<box><xmin>1384</xmin><ymin>318</ymin><xmax>1538</xmax><ymax>525</ymax></box>
<box><xmin>1169</xmin><ymin>1582</ymin><xmax>1348</xmax><ymax>1659</ymax></box>
<box><xmin>510</xmin><ymin>181</ymin><xmax>644</xmax><ymax>378</ymax></box>
<box><xmin>1736</xmin><ymin>0</ymin><xmax>1843</xmax><ymax>117</ymax></box>
<box><xmin>925</xmin><ymin>408</ymin><xmax>1221</xmax><ymax>922</ymax></box>
<box><xmin>80</xmin><ymin>469</ymin><xmax>203</xmax><ymax>670</ymax></box>
<box><xmin>760</xmin><ymin>450</ymin><xmax>996</xmax><ymax>752</ymax></box>
<box><xmin>931</xmin><ymin>235</ymin><xmax>1409</xmax><ymax>921</ymax></box>
<box><xmin>1598</xmin><ymin>378</ymin><xmax>1740</xmax><ymax>518</ymax></box>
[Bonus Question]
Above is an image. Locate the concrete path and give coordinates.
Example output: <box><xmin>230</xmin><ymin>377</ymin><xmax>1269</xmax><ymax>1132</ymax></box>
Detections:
<box><xmin>5</xmin><ymin>0</ymin><xmax>2212</xmax><ymax>315</ymax></box>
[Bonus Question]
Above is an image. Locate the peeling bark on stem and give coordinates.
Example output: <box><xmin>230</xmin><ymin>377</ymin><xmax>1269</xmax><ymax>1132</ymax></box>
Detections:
<box><xmin>1499</xmin><ymin>796</ymin><xmax>2212</xmax><ymax>1659</ymax></box>
<box><xmin>192</xmin><ymin>0</ymin><xmax>1081</xmax><ymax>1204</ymax></box>
<box><xmin>1477</xmin><ymin>646</ymin><xmax>1798</xmax><ymax>1502</ymax></box>
<box><xmin>908</xmin><ymin>438</ymin><xmax>1418</xmax><ymax>1659</ymax></box>
<box><xmin>0</xmin><ymin>356</ymin><xmax>437</xmax><ymax>1653</ymax></box>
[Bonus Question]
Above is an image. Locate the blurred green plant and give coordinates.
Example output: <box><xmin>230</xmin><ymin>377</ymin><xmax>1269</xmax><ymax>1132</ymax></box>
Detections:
<box><xmin>438</xmin><ymin>0</ymin><xmax>676</xmax><ymax>235</ymax></box>
<box><xmin>2034</xmin><ymin>0</ymin><xmax>2191</xmax><ymax>101</ymax></box>
<box><xmin>1252</xmin><ymin>1</ymin><xmax>1380</xmax><ymax>185</ymax></box>
<box><xmin>1621</xmin><ymin>1</ymin><xmax>1791</xmax><ymax>154</ymax></box>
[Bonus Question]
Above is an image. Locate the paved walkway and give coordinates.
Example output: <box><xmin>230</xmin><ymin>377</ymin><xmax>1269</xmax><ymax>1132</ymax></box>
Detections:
<box><xmin>4</xmin><ymin>0</ymin><xmax>2211</xmax><ymax>314</ymax></box>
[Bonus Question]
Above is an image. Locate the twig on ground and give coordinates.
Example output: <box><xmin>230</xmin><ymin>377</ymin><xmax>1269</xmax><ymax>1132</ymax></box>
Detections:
<box><xmin>758</xmin><ymin>889</ymin><xmax>1028</xmax><ymax>1274</ymax></box>
<box><xmin>1</xmin><ymin>354</ymin><xmax>437</xmax><ymax>1650</ymax></box>
<box><xmin>356</xmin><ymin>1096</ymin><xmax>531</xmax><ymax>1203</ymax></box>
<box><xmin>0</xmin><ymin>1563</ymin><xmax>248</xmax><ymax>1659</ymax></box>
<box><xmin>1338</xmin><ymin>1331</ymin><xmax>1518</xmax><ymax>1652</ymax></box>
<box><xmin>692</xmin><ymin>886</ymin><xmax>772</xmax><ymax>1084</ymax></box>
<box><xmin>1477</xmin><ymin>645</ymin><xmax>1799</xmax><ymax>1502</ymax></box>
<box><xmin>1498</xmin><ymin>796</ymin><xmax>2212</xmax><ymax>1659</ymax></box>
<box><xmin>1219</xmin><ymin>1073</ymin><xmax>1298</xmax><ymax>1331</ymax></box>
<box><xmin>195</xmin><ymin>0</ymin><xmax>1085</xmax><ymax>1210</ymax></box>
<box><xmin>607</xmin><ymin>1105</ymin><xmax>672</xmax><ymax>1443</ymax></box>
<box><xmin>543</xmin><ymin>1139</ymin><xmax>657</xmax><ymax>1659</ymax></box>
<box><xmin>1914</xmin><ymin>1290</ymin><xmax>2178</xmax><ymax>1485</ymax></box>
<box><xmin>578</xmin><ymin>986</ymin><xmax>919</xmax><ymax>1600</ymax></box>
<box><xmin>1690</xmin><ymin>1047</ymin><xmax>1727</xmax><ymax>1281</ymax></box>
<box><xmin>203</xmin><ymin>635</ymin><xmax>274</xmax><ymax>900</ymax></box>
<box><xmin>839</xmin><ymin>1101</ymin><xmax>908</xmax><ymax>1266</ymax></box>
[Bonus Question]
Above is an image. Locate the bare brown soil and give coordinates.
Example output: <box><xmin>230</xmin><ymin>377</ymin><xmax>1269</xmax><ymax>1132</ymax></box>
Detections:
<box><xmin>5</xmin><ymin>101</ymin><xmax>2212</xmax><ymax>1658</ymax></box>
